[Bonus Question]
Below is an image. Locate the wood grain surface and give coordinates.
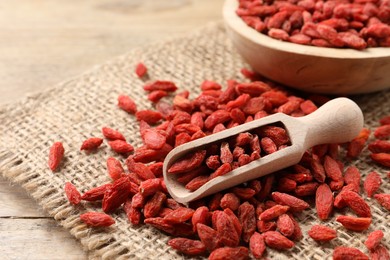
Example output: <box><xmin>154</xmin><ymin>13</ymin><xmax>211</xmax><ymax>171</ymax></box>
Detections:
<box><xmin>0</xmin><ymin>0</ymin><xmax>224</xmax><ymax>258</ymax></box>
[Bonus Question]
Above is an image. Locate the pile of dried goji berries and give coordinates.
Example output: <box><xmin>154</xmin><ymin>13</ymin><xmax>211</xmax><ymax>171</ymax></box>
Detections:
<box><xmin>48</xmin><ymin>62</ymin><xmax>390</xmax><ymax>259</ymax></box>
<box><xmin>167</xmin><ymin>123</ymin><xmax>291</xmax><ymax>191</ymax></box>
<box><xmin>236</xmin><ymin>0</ymin><xmax>390</xmax><ymax>49</ymax></box>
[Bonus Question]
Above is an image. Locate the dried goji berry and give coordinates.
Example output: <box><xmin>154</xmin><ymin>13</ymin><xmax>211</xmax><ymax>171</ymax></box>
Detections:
<box><xmin>308</xmin><ymin>225</ymin><xmax>337</xmax><ymax>242</ymax></box>
<box><xmin>220</xmin><ymin>193</ymin><xmax>241</xmax><ymax>211</ymax></box>
<box><xmin>277</xmin><ymin>177</ymin><xmax>297</xmax><ymax>193</ymax></box>
<box><xmin>80</xmin><ymin>137</ymin><xmax>103</xmax><ymax>151</ymax></box>
<box><xmin>368</xmin><ymin>140</ymin><xmax>390</xmax><ymax>153</ymax></box>
<box><xmin>135</xmin><ymin>110</ymin><xmax>163</xmax><ymax>124</ymax></box>
<box><xmin>259</xmin><ymin>204</ymin><xmax>290</xmax><ymax>221</ymax></box>
<box><xmin>64</xmin><ymin>182</ymin><xmax>81</xmax><ymax>205</ymax></box>
<box><xmin>102</xmin><ymin>177</ymin><xmax>133</xmax><ymax>213</ymax></box>
<box><xmin>209</xmin><ymin>163</ymin><xmax>232</xmax><ymax>179</ymax></box>
<box><xmin>80</xmin><ymin>212</ymin><xmax>115</xmax><ymax>227</ymax></box>
<box><xmin>185</xmin><ymin>175</ymin><xmax>210</xmax><ymax>191</ymax></box>
<box><xmin>216</xmin><ymin>211</ymin><xmax>240</xmax><ymax>247</ymax></box>
<box><xmin>364</xmin><ymin>171</ymin><xmax>382</xmax><ymax>198</ymax></box>
<box><xmin>249</xmin><ymin>232</ymin><xmax>266</xmax><ymax>258</ymax></box>
<box><xmin>123</xmin><ymin>199</ymin><xmax>142</xmax><ymax>225</ymax></box>
<box><xmin>209</xmin><ymin>247</ymin><xmax>249</xmax><ymax>260</ymax></box>
<box><xmin>232</xmin><ymin>187</ymin><xmax>256</xmax><ymax>200</ymax></box>
<box><xmin>102</xmin><ymin>127</ymin><xmax>126</xmax><ymax>141</ymax></box>
<box><xmin>237</xmin><ymin>202</ymin><xmax>256</xmax><ymax>243</ymax></box>
<box><xmin>374</xmin><ymin>125</ymin><xmax>390</xmax><ymax>139</ymax></box>
<box><xmin>276</xmin><ymin>214</ymin><xmax>295</xmax><ymax>237</ymax></box>
<box><xmin>341</xmin><ymin>190</ymin><xmax>371</xmax><ymax>217</ymax></box>
<box><xmin>371</xmin><ymin>153</ymin><xmax>390</xmax><ymax>167</ymax></box>
<box><xmin>163</xmin><ymin>207</ymin><xmax>195</xmax><ymax>224</ymax></box>
<box><xmin>108</xmin><ymin>140</ymin><xmax>134</xmax><ymax>154</ymax></box>
<box><xmin>48</xmin><ymin>142</ymin><xmax>64</xmax><ymax>171</ymax></box>
<box><xmin>374</xmin><ymin>193</ymin><xmax>390</xmax><ymax>210</ymax></box>
<box><xmin>81</xmin><ymin>183</ymin><xmax>112</xmax><ymax>201</ymax></box>
<box><xmin>333</xmin><ymin>246</ymin><xmax>369</xmax><ymax>260</ymax></box>
<box><xmin>143</xmin><ymin>191</ymin><xmax>167</xmax><ymax>218</ymax></box>
<box><xmin>168</xmin><ymin>238</ymin><xmax>206</xmax><ymax>256</ymax></box>
<box><xmin>310</xmin><ymin>154</ymin><xmax>326</xmax><ymax>183</ymax></box>
<box><xmin>139</xmin><ymin>178</ymin><xmax>161</xmax><ymax>197</ymax></box>
<box><xmin>344</xmin><ymin>166</ymin><xmax>361</xmax><ymax>193</ymax></box>
<box><xmin>168</xmin><ymin>150</ymin><xmax>207</xmax><ymax>174</ymax></box>
<box><xmin>141</xmin><ymin>129</ymin><xmax>167</xmax><ymax>150</ymax></box>
<box><xmin>379</xmin><ymin>115</ymin><xmax>390</xmax><ymax>125</ymax></box>
<box><xmin>192</xmin><ymin>206</ymin><xmax>209</xmax><ymax>232</ymax></box>
<box><xmin>272</xmin><ymin>192</ymin><xmax>310</xmax><ymax>212</ymax></box>
<box><xmin>336</xmin><ymin>215</ymin><xmax>371</xmax><ymax>231</ymax></box>
<box><xmin>315</xmin><ymin>183</ymin><xmax>334</xmax><ymax>220</ymax></box>
<box><xmin>370</xmin><ymin>244</ymin><xmax>390</xmax><ymax>260</ymax></box>
<box><xmin>347</xmin><ymin>128</ymin><xmax>370</xmax><ymax>158</ymax></box>
<box><xmin>196</xmin><ymin>223</ymin><xmax>220</xmax><ymax>252</ymax></box>
<box><xmin>364</xmin><ymin>230</ymin><xmax>384</xmax><ymax>251</ymax></box>
<box><xmin>295</xmin><ymin>182</ymin><xmax>318</xmax><ymax>197</ymax></box>
<box><xmin>143</xmin><ymin>80</ymin><xmax>177</xmax><ymax>92</ymax></box>
<box><xmin>135</xmin><ymin>62</ymin><xmax>147</xmax><ymax>78</ymax></box>
<box><xmin>106</xmin><ymin>157</ymin><xmax>124</xmax><ymax>180</ymax></box>
<box><xmin>118</xmin><ymin>94</ymin><xmax>137</xmax><ymax>114</ymax></box>
<box><xmin>263</xmin><ymin>231</ymin><xmax>294</xmax><ymax>250</ymax></box>
<box><xmin>204</xmin><ymin>110</ymin><xmax>231</xmax><ymax>130</ymax></box>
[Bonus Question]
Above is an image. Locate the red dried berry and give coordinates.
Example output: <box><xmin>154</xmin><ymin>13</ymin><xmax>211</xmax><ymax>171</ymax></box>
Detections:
<box><xmin>237</xmin><ymin>202</ymin><xmax>256</xmax><ymax>243</ymax></box>
<box><xmin>341</xmin><ymin>190</ymin><xmax>371</xmax><ymax>217</ymax></box>
<box><xmin>315</xmin><ymin>183</ymin><xmax>334</xmax><ymax>220</ymax></box>
<box><xmin>209</xmin><ymin>246</ymin><xmax>249</xmax><ymax>260</ymax></box>
<box><xmin>102</xmin><ymin>127</ymin><xmax>126</xmax><ymax>141</ymax></box>
<box><xmin>263</xmin><ymin>231</ymin><xmax>294</xmax><ymax>250</ymax></box>
<box><xmin>374</xmin><ymin>125</ymin><xmax>390</xmax><ymax>139</ymax></box>
<box><xmin>364</xmin><ymin>171</ymin><xmax>382</xmax><ymax>198</ymax></box>
<box><xmin>336</xmin><ymin>215</ymin><xmax>371</xmax><ymax>231</ymax></box>
<box><xmin>102</xmin><ymin>177</ymin><xmax>133</xmax><ymax>213</ymax></box>
<box><xmin>64</xmin><ymin>182</ymin><xmax>81</xmax><ymax>205</ymax></box>
<box><xmin>108</xmin><ymin>140</ymin><xmax>134</xmax><ymax>154</ymax></box>
<box><xmin>81</xmin><ymin>183</ymin><xmax>112</xmax><ymax>201</ymax></box>
<box><xmin>333</xmin><ymin>246</ymin><xmax>369</xmax><ymax>260</ymax></box>
<box><xmin>259</xmin><ymin>204</ymin><xmax>290</xmax><ymax>221</ymax></box>
<box><xmin>371</xmin><ymin>153</ymin><xmax>390</xmax><ymax>167</ymax></box>
<box><xmin>80</xmin><ymin>212</ymin><xmax>115</xmax><ymax>227</ymax></box>
<box><xmin>308</xmin><ymin>225</ymin><xmax>337</xmax><ymax>242</ymax></box>
<box><xmin>196</xmin><ymin>223</ymin><xmax>220</xmax><ymax>252</ymax></box>
<box><xmin>80</xmin><ymin>137</ymin><xmax>103</xmax><ymax>151</ymax></box>
<box><xmin>249</xmin><ymin>232</ymin><xmax>266</xmax><ymax>259</ymax></box>
<box><xmin>374</xmin><ymin>193</ymin><xmax>390</xmax><ymax>210</ymax></box>
<box><xmin>271</xmin><ymin>192</ymin><xmax>310</xmax><ymax>212</ymax></box>
<box><xmin>135</xmin><ymin>62</ymin><xmax>147</xmax><ymax>78</ymax></box>
<box><xmin>143</xmin><ymin>80</ymin><xmax>177</xmax><ymax>92</ymax></box>
<box><xmin>365</xmin><ymin>230</ymin><xmax>384</xmax><ymax>251</ymax></box>
<box><xmin>106</xmin><ymin>157</ymin><xmax>124</xmax><ymax>180</ymax></box>
<box><xmin>135</xmin><ymin>110</ymin><xmax>163</xmax><ymax>124</ymax></box>
<box><xmin>118</xmin><ymin>94</ymin><xmax>137</xmax><ymax>114</ymax></box>
<box><xmin>48</xmin><ymin>142</ymin><xmax>64</xmax><ymax>171</ymax></box>
<box><xmin>168</xmin><ymin>238</ymin><xmax>206</xmax><ymax>256</ymax></box>
<box><xmin>164</xmin><ymin>207</ymin><xmax>195</xmax><ymax>224</ymax></box>
<box><xmin>168</xmin><ymin>150</ymin><xmax>207</xmax><ymax>175</ymax></box>
<box><xmin>370</xmin><ymin>244</ymin><xmax>390</xmax><ymax>260</ymax></box>
<box><xmin>276</xmin><ymin>214</ymin><xmax>295</xmax><ymax>237</ymax></box>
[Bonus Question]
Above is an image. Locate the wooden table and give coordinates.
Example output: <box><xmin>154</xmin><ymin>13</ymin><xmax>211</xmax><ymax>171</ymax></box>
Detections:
<box><xmin>0</xmin><ymin>1</ymin><xmax>224</xmax><ymax>258</ymax></box>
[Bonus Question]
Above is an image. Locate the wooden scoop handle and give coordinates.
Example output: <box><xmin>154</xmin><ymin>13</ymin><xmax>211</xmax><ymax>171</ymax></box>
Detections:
<box><xmin>297</xmin><ymin>97</ymin><xmax>364</xmax><ymax>149</ymax></box>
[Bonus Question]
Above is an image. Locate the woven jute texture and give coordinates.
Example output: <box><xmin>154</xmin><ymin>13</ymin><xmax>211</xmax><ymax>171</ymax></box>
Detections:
<box><xmin>0</xmin><ymin>22</ymin><xmax>389</xmax><ymax>260</ymax></box>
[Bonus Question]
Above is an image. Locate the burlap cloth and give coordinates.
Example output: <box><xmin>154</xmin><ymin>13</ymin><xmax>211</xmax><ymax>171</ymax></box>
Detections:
<box><xmin>0</xmin><ymin>22</ymin><xmax>389</xmax><ymax>260</ymax></box>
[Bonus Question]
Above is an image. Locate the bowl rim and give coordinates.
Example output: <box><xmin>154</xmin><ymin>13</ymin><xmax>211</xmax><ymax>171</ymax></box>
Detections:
<box><xmin>223</xmin><ymin>0</ymin><xmax>390</xmax><ymax>59</ymax></box>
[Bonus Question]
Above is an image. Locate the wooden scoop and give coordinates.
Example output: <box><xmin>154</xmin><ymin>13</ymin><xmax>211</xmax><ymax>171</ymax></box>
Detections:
<box><xmin>163</xmin><ymin>97</ymin><xmax>363</xmax><ymax>203</ymax></box>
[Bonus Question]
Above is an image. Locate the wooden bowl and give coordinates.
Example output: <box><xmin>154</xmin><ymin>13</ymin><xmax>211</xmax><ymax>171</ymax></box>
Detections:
<box><xmin>223</xmin><ymin>0</ymin><xmax>390</xmax><ymax>95</ymax></box>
